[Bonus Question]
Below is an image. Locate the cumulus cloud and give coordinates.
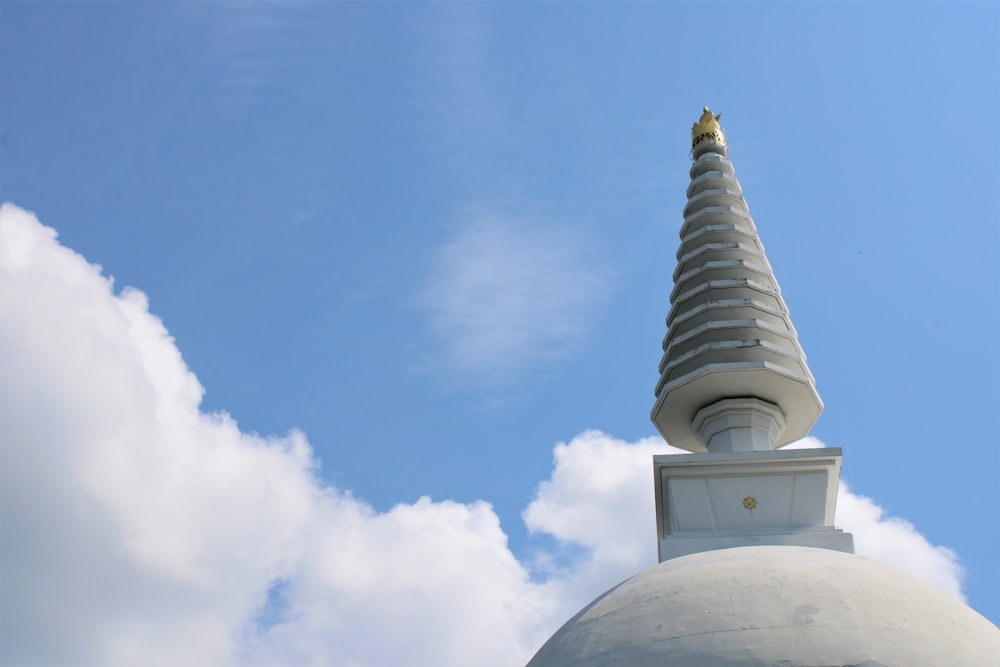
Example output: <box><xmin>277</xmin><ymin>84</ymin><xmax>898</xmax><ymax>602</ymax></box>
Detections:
<box><xmin>244</xmin><ymin>495</ymin><xmax>558</xmax><ymax>667</ymax></box>
<box><xmin>526</xmin><ymin>432</ymin><xmax>662</xmax><ymax>562</ymax></box>
<box><xmin>0</xmin><ymin>204</ymin><xmax>555</xmax><ymax>667</ymax></box>
<box><xmin>1</xmin><ymin>204</ymin><xmax>320</xmax><ymax>666</ymax></box>
<box><xmin>0</xmin><ymin>203</ymin><xmax>968</xmax><ymax>666</ymax></box>
<box><xmin>418</xmin><ymin>213</ymin><xmax>614</xmax><ymax>381</ymax></box>
<box><xmin>836</xmin><ymin>482</ymin><xmax>964</xmax><ymax>600</ymax></box>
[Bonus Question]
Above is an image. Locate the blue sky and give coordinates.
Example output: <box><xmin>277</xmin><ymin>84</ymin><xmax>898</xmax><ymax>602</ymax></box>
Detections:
<box><xmin>2</xmin><ymin>2</ymin><xmax>998</xmax><ymax>664</ymax></box>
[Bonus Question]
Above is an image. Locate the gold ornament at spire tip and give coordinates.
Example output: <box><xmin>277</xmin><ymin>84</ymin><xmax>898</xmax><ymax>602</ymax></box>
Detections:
<box><xmin>691</xmin><ymin>106</ymin><xmax>726</xmax><ymax>148</ymax></box>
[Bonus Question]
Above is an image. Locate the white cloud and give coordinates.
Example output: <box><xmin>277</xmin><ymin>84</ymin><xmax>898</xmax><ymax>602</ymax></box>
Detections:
<box><xmin>244</xmin><ymin>496</ymin><xmax>559</xmax><ymax>667</ymax></box>
<box><xmin>419</xmin><ymin>213</ymin><xmax>613</xmax><ymax>381</ymax></box>
<box><xmin>525</xmin><ymin>431</ymin><xmax>661</xmax><ymax>566</ymax></box>
<box><xmin>0</xmin><ymin>204</ymin><xmax>555</xmax><ymax>667</ymax></box>
<box><xmin>0</xmin><ymin>203</ymin><xmax>969</xmax><ymax>666</ymax></box>
<box><xmin>416</xmin><ymin>3</ymin><xmax>501</xmax><ymax>157</ymax></box>
<box><xmin>836</xmin><ymin>482</ymin><xmax>964</xmax><ymax>600</ymax></box>
<box><xmin>0</xmin><ymin>203</ymin><xmax>320</xmax><ymax>666</ymax></box>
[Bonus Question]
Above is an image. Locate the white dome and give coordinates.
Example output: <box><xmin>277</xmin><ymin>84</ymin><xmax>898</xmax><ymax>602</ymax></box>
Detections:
<box><xmin>527</xmin><ymin>546</ymin><xmax>1000</xmax><ymax>667</ymax></box>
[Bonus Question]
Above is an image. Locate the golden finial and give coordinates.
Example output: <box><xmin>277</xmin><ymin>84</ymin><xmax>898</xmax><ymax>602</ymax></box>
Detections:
<box><xmin>691</xmin><ymin>106</ymin><xmax>726</xmax><ymax>148</ymax></box>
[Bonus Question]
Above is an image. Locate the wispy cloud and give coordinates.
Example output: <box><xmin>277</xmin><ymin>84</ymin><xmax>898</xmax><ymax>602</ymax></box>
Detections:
<box><xmin>415</xmin><ymin>4</ymin><xmax>503</xmax><ymax>168</ymax></box>
<box><xmin>418</xmin><ymin>213</ymin><xmax>614</xmax><ymax>382</ymax></box>
<box><xmin>0</xmin><ymin>204</ymin><xmax>971</xmax><ymax>666</ymax></box>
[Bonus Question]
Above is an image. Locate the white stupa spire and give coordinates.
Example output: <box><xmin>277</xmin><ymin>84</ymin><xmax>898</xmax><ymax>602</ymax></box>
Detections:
<box><xmin>524</xmin><ymin>110</ymin><xmax>999</xmax><ymax>667</ymax></box>
<box><xmin>650</xmin><ymin>109</ymin><xmax>852</xmax><ymax>561</ymax></box>
<box><xmin>652</xmin><ymin>107</ymin><xmax>822</xmax><ymax>454</ymax></box>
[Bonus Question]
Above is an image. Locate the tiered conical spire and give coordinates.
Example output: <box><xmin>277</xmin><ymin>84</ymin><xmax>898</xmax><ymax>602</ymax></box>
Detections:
<box><xmin>649</xmin><ymin>109</ymin><xmax>851</xmax><ymax>562</ymax></box>
<box><xmin>651</xmin><ymin>107</ymin><xmax>822</xmax><ymax>453</ymax></box>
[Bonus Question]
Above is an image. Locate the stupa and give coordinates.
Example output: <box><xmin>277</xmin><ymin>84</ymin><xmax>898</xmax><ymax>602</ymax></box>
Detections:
<box><xmin>525</xmin><ymin>108</ymin><xmax>1000</xmax><ymax>666</ymax></box>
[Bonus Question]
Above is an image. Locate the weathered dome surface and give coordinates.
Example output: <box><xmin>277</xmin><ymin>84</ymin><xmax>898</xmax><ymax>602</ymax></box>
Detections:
<box><xmin>527</xmin><ymin>546</ymin><xmax>1000</xmax><ymax>667</ymax></box>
